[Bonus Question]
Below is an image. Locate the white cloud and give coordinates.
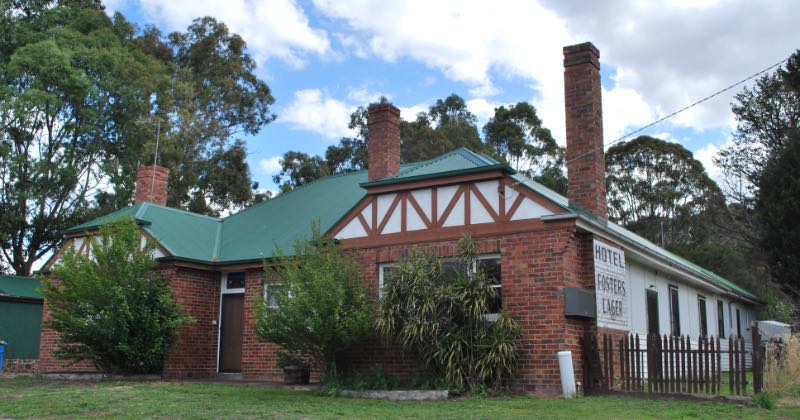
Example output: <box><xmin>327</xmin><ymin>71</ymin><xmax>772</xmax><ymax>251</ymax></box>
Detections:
<box><xmin>694</xmin><ymin>140</ymin><xmax>728</xmax><ymax>184</ymax></box>
<box><xmin>541</xmin><ymin>0</ymin><xmax>800</xmax><ymax>133</ymax></box>
<box><xmin>466</xmin><ymin>98</ymin><xmax>505</xmax><ymax>128</ymax></box>
<box><xmin>346</xmin><ymin>85</ymin><xmax>387</xmax><ymax>103</ymax></box>
<box><xmin>280</xmin><ymin>89</ymin><xmax>356</xmax><ymax>139</ymax></box>
<box><xmin>313</xmin><ymin>0</ymin><xmax>575</xmax><ymax>138</ymax></box>
<box><xmin>313</xmin><ymin>0</ymin><xmax>800</xmax><ymax>145</ymax></box>
<box><xmin>602</xmin><ymin>86</ymin><xmax>657</xmax><ymax>145</ymax></box>
<box><xmin>133</xmin><ymin>0</ymin><xmax>331</xmax><ymax>68</ymax></box>
<box><xmin>398</xmin><ymin>103</ymin><xmax>428</xmax><ymax>121</ymax></box>
<box><xmin>259</xmin><ymin>156</ymin><xmax>283</xmax><ymax>174</ymax></box>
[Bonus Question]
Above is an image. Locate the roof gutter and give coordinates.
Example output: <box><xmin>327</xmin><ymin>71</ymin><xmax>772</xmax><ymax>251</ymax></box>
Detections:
<box><xmin>542</xmin><ymin>212</ymin><xmax>764</xmax><ymax>306</ymax></box>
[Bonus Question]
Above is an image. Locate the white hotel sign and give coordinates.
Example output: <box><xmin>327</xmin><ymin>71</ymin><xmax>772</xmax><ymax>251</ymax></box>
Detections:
<box><xmin>594</xmin><ymin>240</ymin><xmax>630</xmax><ymax>330</ymax></box>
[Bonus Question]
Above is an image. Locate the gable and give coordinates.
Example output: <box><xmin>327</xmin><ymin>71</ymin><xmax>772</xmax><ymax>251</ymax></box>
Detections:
<box><xmin>331</xmin><ymin>176</ymin><xmax>564</xmax><ymax>241</ymax></box>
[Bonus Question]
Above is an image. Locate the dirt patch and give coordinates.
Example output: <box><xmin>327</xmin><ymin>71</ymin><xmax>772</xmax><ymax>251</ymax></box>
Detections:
<box><xmin>777</xmin><ymin>395</ymin><xmax>800</xmax><ymax>407</ymax></box>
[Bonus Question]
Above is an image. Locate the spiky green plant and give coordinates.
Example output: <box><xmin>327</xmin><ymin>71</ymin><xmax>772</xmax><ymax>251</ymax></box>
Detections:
<box><xmin>376</xmin><ymin>234</ymin><xmax>520</xmax><ymax>391</ymax></box>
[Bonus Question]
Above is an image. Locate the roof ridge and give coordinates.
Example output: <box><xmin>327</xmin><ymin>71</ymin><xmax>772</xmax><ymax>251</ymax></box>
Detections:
<box><xmin>142</xmin><ymin>202</ymin><xmax>222</xmax><ymax>222</ymax></box>
<box><xmin>223</xmin><ymin>168</ymin><xmax>372</xmax><ymax>221</ymax></box>
<box><xmin>385</xmin><ymin>148</ymin><xmax>470</xmax><ymax>180</ymax></box>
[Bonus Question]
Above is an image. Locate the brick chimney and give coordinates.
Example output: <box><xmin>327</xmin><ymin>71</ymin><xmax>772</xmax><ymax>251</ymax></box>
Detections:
<box><xmin>367</xmin><ymin>103</ymin><xmax>401</xmax><ymax>181</ymax></box>
<box><xmin>563</xmin><ymin>42</ymin><xmax>607</xmax><ymax>219</ymax></box>
<box><xmin>135</xmin><ymin>165</ymin><xmax>169</xmax><ymax>206</ymax></box>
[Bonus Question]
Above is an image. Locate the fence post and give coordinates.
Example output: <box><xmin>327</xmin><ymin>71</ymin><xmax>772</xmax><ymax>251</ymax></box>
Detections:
<box><xmin>752</xmin><ymin>321</ymin><xmax>763</xmax><ymax>394</ymax></box>
<box><xmin>739</xmin><ymin>336</ymin><xmax>747</xmax><ymax>395</ymax></box>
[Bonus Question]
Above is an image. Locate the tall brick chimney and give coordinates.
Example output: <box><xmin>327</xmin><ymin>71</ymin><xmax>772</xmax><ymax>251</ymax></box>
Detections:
<box><xmin>563</xmin><ymin>42</ymin><xmax>607</xmax><ymax>219</ymax></box>
<box><xmin>367</xmin><ymin>103</ymin><xmax>401</xmax><ymax>181</ymax></box>
<box><xmin>135</xmin><ymin>165</ymin><xmax>169</xmax><ymax>206</ymax></box>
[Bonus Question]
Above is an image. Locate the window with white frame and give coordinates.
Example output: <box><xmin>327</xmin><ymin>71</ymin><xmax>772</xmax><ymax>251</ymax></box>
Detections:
<box><xmin>697</xmin><ymin>295</ymin><xmax>708</xmax><ymax>337</ymax></box>
<box><xmin>378</xmin><ymin>255</ymin><xmax>502</xmax><ymax>313</ymax></box>
<box><xmin>669</xmin><ymin>285</ymin><xmax>681</xmax><ymax>336</ymax></box>
<box><xmin>262</xmin><ymin>282</ymin><xmax>290</xmax><ymax>308</ymax></box>
<box><xmin>221</xmin><ymin>272</ymin><xmax>246</xmax><ymax>294</ymax></box>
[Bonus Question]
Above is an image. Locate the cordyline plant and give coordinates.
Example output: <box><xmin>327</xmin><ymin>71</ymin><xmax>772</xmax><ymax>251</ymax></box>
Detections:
<box><xmin>254</xmin><ymin>224</ymin><xmax>375</xmax><ymax>380</ymax></box>
<box><xmin>376</xmin><ymin>235</ymin><xmax>521</xmax><ymax>391</ymax></box>
<box><xmin>41</xmin><ymin>218</ymin><xmax>192</xmax><ymax>374</ymax></box>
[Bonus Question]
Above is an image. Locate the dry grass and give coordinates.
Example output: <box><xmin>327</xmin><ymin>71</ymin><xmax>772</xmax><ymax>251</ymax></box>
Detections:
<box><xmin>763</xmin><ymin>333</ymin><xmax>800</xmax><ymax>395</ymax></box>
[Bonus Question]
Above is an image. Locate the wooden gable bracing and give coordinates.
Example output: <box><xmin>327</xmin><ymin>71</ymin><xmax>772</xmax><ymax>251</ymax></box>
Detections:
<box><xmin>329</xmin><ymin>175</ymin><xmax>565</xmax><ymax>245</ymax></box>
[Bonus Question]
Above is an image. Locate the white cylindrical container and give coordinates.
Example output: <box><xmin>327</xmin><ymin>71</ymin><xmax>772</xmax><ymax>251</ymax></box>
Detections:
<box><xmin>557</xmin><ymin>350</ymin><xmax>576</xmax><ymax>397</ymax></box>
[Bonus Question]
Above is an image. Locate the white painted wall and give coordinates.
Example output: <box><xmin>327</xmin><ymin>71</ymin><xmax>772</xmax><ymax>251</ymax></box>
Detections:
<box><xmin>626</xmin><ymin>259</ymin><xmax>756</xmax><ymax>342</ymax></box>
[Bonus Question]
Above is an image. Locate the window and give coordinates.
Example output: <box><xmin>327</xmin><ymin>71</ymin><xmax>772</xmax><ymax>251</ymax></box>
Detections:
<box><xmin>263</xmin><ymin>282</ymin><xmax>289</xmax><ymax>308</ymax></box>
<box><xmin>669</xmin><ymin>285</ymin><xmax>681</xmax><ymax>336</ymax></box>
<box><xmin>226</xmin><ymin>272</ymin><xmax>246</xmax><ymax>290</ymax></box>
<box><xmin>697</xmin><ymin>296</ymin><xmax>708</xmax><ymax>337</ymax></box>
<box><xmin>646</xmin><ymin>290</ymin><xmax>659</xmax><ymax>336</ymax></box>
<box><xmin>477</xmin><ymin>256</ymin><xmax>502</xmax><ymax>314</ymax></box>
<box><xmin>736</xmin><ymin>308</ymin><xmax>742</xmax><ymax>338</ymax></box>
<box><xmin>378</xmin><ymin>263</ymin><xmax>397</xmax><ymax>292</ymax></box>
<box><xmin>378</xmin><ymin>255</ymin><xmax>502</xmax><ymax>313</ymax></box>
<box><xmin>717</xmin><ymin>300</ymin><xmax>725</xmax><ymax>337</ymax></box>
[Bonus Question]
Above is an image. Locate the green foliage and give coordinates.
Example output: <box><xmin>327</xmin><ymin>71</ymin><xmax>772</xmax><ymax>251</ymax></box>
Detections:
<box><xmin>254</xmin><ymin>225</ymin><xmax>375</xmax><ymax>378</ymax></box>
<box><xmin>606</xmin><ymin>135</ymin><xmax>724</xmax><ymax>249</ymax></box>
<box><xmin>717</xmin><ymin>50</ymin><xmax>800</xmax><ymax>206</ymax></box>
<box><xmin>752</xmin><ymin>392</ymin><xmax>776</xmax><ymax>410</ymax></box>
<box><xmin>0</xmin><ymin>2</ymin><xmax>275</xmax><ymax>274</ymax></box>
<box><xmin>272</xmin><ymin>151</ymin><xmax>331</xmax><ymax>193</ymax></box>
<box><xmin>98</xmin><ymin>16</ymin><xmax>275</xmax><ymax>216</ymax></box>
<box><xmin>376</xmin><ymin>235</ymin><xmax>521</xmax><ymax>391</ymax></box>
<box><xmin>40</xmin><ymin>218</ymin><xmax>191</xmax><ymax>374</ymax></box>
<box><xmin>0</xmin><ymin>3</ymin><xmax>161</xmax><ymax>275</ymax></box>
<box><xmin>272</xmin><ymin>94</ymin><xmax>565</xmax><ymax>194</ymax></box>
<box><xmin>400</xmin><ymin>94</ymin><xmax>485</xmax><ymax>163</ymax></box>
<box><xmin>758</xmin><ymin>130</ymin><xmax>800</xmax><ymax>295</ymax></box>
<box><xmin>483</xmin><ymin>102</ymin><xmax>566</xmax><ymax>192</ymax></box>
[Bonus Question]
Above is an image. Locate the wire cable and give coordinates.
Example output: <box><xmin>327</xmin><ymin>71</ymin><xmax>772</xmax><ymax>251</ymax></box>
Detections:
<box><xmin>566</xmin><ymin>56</ymin><xmax>792</xmax><ymax>164</ymax></box>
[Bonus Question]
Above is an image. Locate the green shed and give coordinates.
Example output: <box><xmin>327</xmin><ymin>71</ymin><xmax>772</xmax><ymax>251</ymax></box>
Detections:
<box><xmin>0</xmin><ymin>275</ymin><xmax>44</xmax><ymax>360</ymax></box>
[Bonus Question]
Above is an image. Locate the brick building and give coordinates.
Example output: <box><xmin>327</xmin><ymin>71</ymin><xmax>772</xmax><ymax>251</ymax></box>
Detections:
<box><xmin>38</xmin><ymin>42</ymin><xmax>761</xmax><ymax>393</ymax></box>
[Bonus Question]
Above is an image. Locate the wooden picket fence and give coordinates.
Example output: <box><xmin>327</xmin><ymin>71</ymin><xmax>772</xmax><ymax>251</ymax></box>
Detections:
<box><xmin>581</xmin><ymin>328</ymin><xmax>763</xmax><ymax>397</ymax></box>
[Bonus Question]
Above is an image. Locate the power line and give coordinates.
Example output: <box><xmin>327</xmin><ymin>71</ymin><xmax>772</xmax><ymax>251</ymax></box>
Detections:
<box><xmin>566</xmin><ymin>55</ymin><xmax>791</xmax><ymax>164</ymax></box>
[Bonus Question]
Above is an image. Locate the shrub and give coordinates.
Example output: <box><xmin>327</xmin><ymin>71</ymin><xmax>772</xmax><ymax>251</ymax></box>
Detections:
<box><xmin>41</xmin><ymin>219</ymin><xmax>191</xmax><ymax>374</ymax></box>
<box><xmin>376</xmin><ymin>234</ymin><xmax>521</xmax><ymax>391</ymax></box>
<box><xmin>763</xmin><ymin>333</ymin><xmax>800</xmax><ymax>396</ymax></box>
<box><xmin>753</xmin><ymin>392</ymin><xmax>776</xmax><ymax>410</ymax></box>
<box><xmin>254</xmin><ymin>224</ymin><xmax>375</xmax><ymax>380</ymax></box>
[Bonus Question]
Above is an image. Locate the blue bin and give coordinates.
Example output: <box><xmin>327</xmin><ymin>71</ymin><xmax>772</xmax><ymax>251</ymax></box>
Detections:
<box><xmin>0</xmin><ymin>343</ymin><xmax>6</xmax><ymax>373</ymax></box>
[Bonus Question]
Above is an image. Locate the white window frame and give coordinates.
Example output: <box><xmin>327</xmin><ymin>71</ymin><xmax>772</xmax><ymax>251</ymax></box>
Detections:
<box><xmin>378</xmin><ymin>254</ymin><xmax>502</xmax><ymax>315</ymax></box>
<box><xmin>262</xmin><ymin>281</ymin><xmax>289</xmax><ymax>309</ymax></box>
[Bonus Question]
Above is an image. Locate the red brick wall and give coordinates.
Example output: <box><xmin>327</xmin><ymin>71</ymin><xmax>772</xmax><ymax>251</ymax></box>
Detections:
<box><xmin>38</xmin><ymin>267</ymin><xmax>220</xmax><ymax>378</ymax></box>
<box><xmin>38</xmin><ymin>276</ymin><xmax>99</xmax><ymax>374</ymax></box>
<box><xmin>241</xmin><ymin>268</ymin><xmax>284</xmax><ymax>381</ymax></box>
<box><xmin>135</xmin><ymin>165</ymin><xmax>170</xmax><ymax>206</ymax></box>
<box><xmin>563</xmin><ymin>42</ymin><xmax>607</xmax><ymax>219</ymax></box>
<box><xmin>343</xmin><ymin>223</ymin><xmax>596</xmax><ymax>394</ymax></box>
<box><xmin>163</xmin><ymin>267</ymin><xmax>219</xmax><ymax>379</ymax></box>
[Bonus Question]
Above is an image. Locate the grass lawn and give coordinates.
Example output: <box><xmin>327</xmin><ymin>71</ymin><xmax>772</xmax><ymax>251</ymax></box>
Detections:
<box><xmin>1</xmin><ymin>377</ymin><xmax>798</xmax><ymax>419</ymax></box>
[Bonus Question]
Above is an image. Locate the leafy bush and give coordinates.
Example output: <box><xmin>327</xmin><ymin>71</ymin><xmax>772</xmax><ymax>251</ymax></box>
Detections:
<box><xmin>254</xmin><ymin>225</ymin><xmax>375</xmax><ymax>379</ymax></box>
<box><xmin>753</xmin><ymin>392</ymin><xmax>776</xmax><ymax>410</ymax></box>
<box><xmin>41</xmin><ymin>219</ymin><xmax>191</xmax><ymax>374</ymax></box>
<box><xmin>376</xmin><ymin>234</ymin><xmax>521</xmax><ymax>391</ymax></box>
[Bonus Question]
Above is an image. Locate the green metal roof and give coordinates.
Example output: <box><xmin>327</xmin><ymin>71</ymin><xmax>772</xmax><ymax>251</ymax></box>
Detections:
<box><xmin>218</xmin><ymin>169</ymin><xmax>372</xmax><ymax>263</ymax></box>
<box><xmin>361</xmin><ymin>148</ymin><xmax>513</xmax><ymax>188</ymax></box>
<box><xmin>65</xmin><ymin>202</ymin><xmax>222</xmax><ymax>262</ymax></box>
<box><xmin>0</xmin><ymin>275</ymin><xmax>42</xmax><ymax>300</ymax></box>
<box><xmin>60</xmin><ymin>147</ymin><xmax>758</xmax><ymax>302</ymax></box>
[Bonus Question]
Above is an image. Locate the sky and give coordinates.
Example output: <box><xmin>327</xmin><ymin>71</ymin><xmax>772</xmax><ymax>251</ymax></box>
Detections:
<box><xmin>103</xmin><ymin>0</ymin><xmax>800</xmax><ymax>194</ymax></box>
